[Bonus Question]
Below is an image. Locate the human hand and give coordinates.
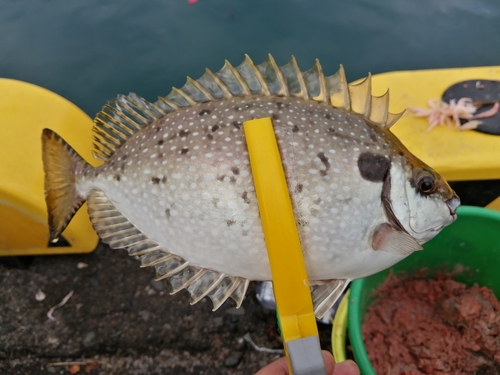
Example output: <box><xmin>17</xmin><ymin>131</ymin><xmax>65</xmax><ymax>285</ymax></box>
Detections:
<box><xmin>254</xmin><ymin>350</ymin><xmax>360</xmax><ymax>375</ymax></box>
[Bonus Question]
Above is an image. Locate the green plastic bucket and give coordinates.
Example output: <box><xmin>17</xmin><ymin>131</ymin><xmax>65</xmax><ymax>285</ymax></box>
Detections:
<box><xmin>347</xmin><ymin>206</ymin><xmax>500</xmax><ymax>375</ymax></box>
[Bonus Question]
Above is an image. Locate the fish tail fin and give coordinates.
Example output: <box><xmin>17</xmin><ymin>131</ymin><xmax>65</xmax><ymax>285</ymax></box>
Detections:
<box><xmin>41</xmin><ymin>128</ymin><xmax>92</xmax><ymax>242</ymax></box>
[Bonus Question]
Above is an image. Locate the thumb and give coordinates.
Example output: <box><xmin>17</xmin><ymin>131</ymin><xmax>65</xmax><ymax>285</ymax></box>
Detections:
<box><xmin>322</xmin><ymin>351</ymin><xmax>360</xmax><ymax>375</ymax></box>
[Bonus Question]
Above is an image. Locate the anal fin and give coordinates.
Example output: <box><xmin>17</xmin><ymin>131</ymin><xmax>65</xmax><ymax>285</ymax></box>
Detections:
<box><xmin>311</xmin><ymin>279</ymin><xmax>350</xmax><ymax>319</ymax></box>
<box><xmin>87</xmin><ymin>190</ymin><xmax>249</xmax><ymax>310</ymax></box>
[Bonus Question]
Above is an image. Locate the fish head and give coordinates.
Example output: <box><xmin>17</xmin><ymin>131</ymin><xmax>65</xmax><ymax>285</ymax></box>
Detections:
<box><xmin>382</xmin><ymin>135</ymin><xmax>460</xmax><ymax>245</ymax></box>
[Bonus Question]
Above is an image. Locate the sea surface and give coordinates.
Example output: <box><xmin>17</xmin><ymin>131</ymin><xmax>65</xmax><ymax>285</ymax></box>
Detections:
<box><xmin>1</xmin><ymin>0</ymin><xmax>500</xmax><ymax>116</ymax></box>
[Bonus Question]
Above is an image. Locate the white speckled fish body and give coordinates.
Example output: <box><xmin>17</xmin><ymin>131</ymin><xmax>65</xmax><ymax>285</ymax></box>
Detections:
<box><xmin>83</xmin><ymin>96</ymin><xmax>393</xmax><ymax>281</ymax></box>
<box><xmin>43</xmin><ymin>55</ymin><xmax>460</xmax><ymax>317</ymax></box>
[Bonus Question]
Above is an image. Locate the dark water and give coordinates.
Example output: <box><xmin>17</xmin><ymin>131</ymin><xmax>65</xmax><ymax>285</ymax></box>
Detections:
<box><xmin>1</xmin><ymin>0</ymin><xmax>500</xmax><ymax>116</ymax></box>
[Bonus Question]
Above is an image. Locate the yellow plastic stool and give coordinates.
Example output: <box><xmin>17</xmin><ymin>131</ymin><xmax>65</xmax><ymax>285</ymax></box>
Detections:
<box><xmin>0</xmin><ymin>79</ymin><xmax>99</xmax><ymax>255</ymax></box>
<box><xmin>3</xmin><ymin>66</ymin><xmax>499</xmax><ymax>256</ymax></box>
<box><xmin>371</xmin><ymin>66</ymin><xmax>500</xmax><ymax>181</ymax></box>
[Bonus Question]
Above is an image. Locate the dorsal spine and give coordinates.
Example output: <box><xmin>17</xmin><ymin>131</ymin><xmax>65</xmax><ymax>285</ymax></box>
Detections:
<box><xmin>91</xmin><ymin>54</ymin><xmax>404</xmax><ymax>161</ymax></box>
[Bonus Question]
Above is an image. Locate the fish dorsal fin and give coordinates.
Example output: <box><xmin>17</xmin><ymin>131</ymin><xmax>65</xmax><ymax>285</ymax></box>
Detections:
<box><xmin>93</xmin><ymin>93</ymin><xmax>170</xmax><ymax>161</ymax></box>
<box><xmin>347</xmin><ymin>74</ymin><xmax>405</xmax><ymax>128</ymax></box>
<box><xmin>92</xmin><ymin>55</ymin><xmax>403</xmax><ymax>161</ymax></box>
<box><xmin>311</xmin><ymin>279</ymin><xmax>350</xmax><ymax>319</ymax></box>
<box><xmin>181</xmin><ymin>55</ymin><xmax>405</xmax><ymax>127</ymax></box>
<box><xmin>87</xmin><ymin>190</ymin><xmax>249</xmax><ymax>310</ymax></box>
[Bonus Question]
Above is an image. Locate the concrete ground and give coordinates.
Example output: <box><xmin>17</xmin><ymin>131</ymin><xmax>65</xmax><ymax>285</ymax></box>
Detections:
<box><xmin>0</xmin><ymin>242</ymin><xmax>334</xmax><ymax>375</ymax></box>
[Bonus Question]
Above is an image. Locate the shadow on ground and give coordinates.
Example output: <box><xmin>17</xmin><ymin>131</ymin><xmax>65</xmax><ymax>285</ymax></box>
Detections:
<box><xmin>0</xmin><ymin>242</ymin><xmax>333</xmax><ymax>375</ymax></box>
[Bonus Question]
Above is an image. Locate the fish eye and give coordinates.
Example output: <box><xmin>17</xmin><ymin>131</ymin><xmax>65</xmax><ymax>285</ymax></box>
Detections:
<box><xmin>417</xmin><ymin>174</ymin><xmax>435</xmax><ymax>194</ymax></box>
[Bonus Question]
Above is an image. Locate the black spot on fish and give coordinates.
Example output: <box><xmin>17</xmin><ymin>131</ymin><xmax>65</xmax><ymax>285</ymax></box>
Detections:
<box><xmin>113</xmin><ymin>174</ymin><xmax>121</xmax><ymax>181</ymax></box>
<box><xmin>199</xmin><ymin>109</ymin><xmax>211</xmax><ymax>116</ymax></box>
<box><xmin>122</xmin><ymin>154</ymin><xmax>128</xmax><ymax>160</ymax></box>
<box><xmin>232</xmin><ymin>120</ymin><xmax>241</xmax><ymax>129</ymax></box>
<box><xmin>295</xmin><ymin>184</ymin><xmax>303</xmax><ymax>193</ymax></box>
<box><xmin>165</xmin><ymin>208</ymin><xmax>171</xmax><ymax>219</ymax></box>
<box><xmin>297</xmin><ymin>218</ymin><xmax>309</xmax><ymax>227</ymax></box>
<box><xmin>272</xmin><ymin>113</ymin><xmax>280</xmax><ymax>121</ymax></box>
<box><xmin>231</xmin><ymin>166</ymin><xmax>240</xmax><ymax>175</ymax></box>
<box><xmin>317</xmin><ymin>152</ymin><xmax>330</xmax><ymax>169</ymax></box>
<box><xmin>212</xmin><ymin>125</ymin><xmax>219</xmax><ymax>132</ymax></box>
<box><xmin>226</xmin><ymin>220</ymin><xmax>236</xmax><ymax>227</ymax></box>
<box><xmin>158</xmin><ymin>139</ymin><xmax>164</xmax><ymax>145</ymax></box>
<box><xmin>357</xmin><ymin>152</ymin><xmax>391</xmax><ymax>182</ymax></box>
<box><xmin>325</xmin><ymin>113</ymin><xmax>331</xmax><ymax>120</ymax></box>
<box><xmin>276</xmin><ymin>101</ymin><xmax>284</xmax><ymax>109</ymax></box>
<box><xmin>328</xmin><ymin>128</ymin><xmax>352</xmax><ymax>141</ymax></box>
<box><xmin>179</xmin><ymin>129</ymin><xmax>190</xmax><ymax>138</ymax></box>
<box><xmin>310</xmin><ymin>207</ymin><xmax>320</xmax><ymax>217</ymax></box>
<box><xmin>217</xmin><ymin>175</ymin><xmax>226</xmax><ymax>182</ymax></box>
<box><xmin>241</xmin><ymin>191</ymin><xmax>250</xmax><ymax>204</ymax></box>
<box><xmin>162</xmin><ymin>176</ymin><xmax>167</xmax><ymax>183</ymax></box>
<box><xmin>230</xmin><ymin>176</ymin><xmax>237</xmax><ymax>184</ymax></box>
<box><xmin>367</xmin><ymin>128</ymin><xmax>378</xmax><ymax>142</ymax></box>
<box><xmin>152</xmin><ymin>177</ymin><xmax>161</xmax><ymax>184</ymax></box>
<box><xmin>207</xmin><ymin>133</ymin><xmax>214</xmax><ymax>140</ymax></box>
<box><xmin>181</xmin><ymin>148</ymin><xmax>189</xmax><ymax>155</ymax></box>
<box><xmin>292</xmin><ymin>125</ymin><xmax>299</xmax><ymax>132</ymax></box>
<box><xmin>320</xmin><ymin>170</ymin><xmax>328</xmax><ymax>177</ymax></box>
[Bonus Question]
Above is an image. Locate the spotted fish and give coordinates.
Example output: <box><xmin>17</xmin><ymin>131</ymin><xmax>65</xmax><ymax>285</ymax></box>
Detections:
<box><xmin>42</xmin><ymin>55</ymin><xmax>460</xmax><ymax>318</ymax></box>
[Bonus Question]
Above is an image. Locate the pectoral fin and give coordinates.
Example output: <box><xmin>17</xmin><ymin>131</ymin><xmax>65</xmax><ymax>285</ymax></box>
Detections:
<box><xmin>372</xmin><ymin>222</ymin><xmax>423</xmax><ymax>256</ymax></box>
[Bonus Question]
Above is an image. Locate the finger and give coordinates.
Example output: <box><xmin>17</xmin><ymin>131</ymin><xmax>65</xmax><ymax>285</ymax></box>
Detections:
<box><xmin>321</xmin><ymin>351</ymin><xmax>360</xmax><ymax>375</ymax></box>
<box><xmin>254</xmin><ymin>356</ymin><xmax>289</xmax><ymax>375</ymax></box>
<box><xmin>254</xmin><ymin>352</ymin><xmax>360</xmax><ymax>375</ymax></box>
<box><xmin>333</xmin><ymin>360</ymin><xmax>360</xmax><ymax>375</ymax></box>
<box><xmin>322</xmin><ymin>350</ymin><xmax>336</xmax><ymax>374</ymax></box>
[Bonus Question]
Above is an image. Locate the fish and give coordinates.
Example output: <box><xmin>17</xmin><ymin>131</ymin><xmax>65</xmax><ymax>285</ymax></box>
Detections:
<box><xmin>41</xmin><ymin>55</ymin><xmax>460</xmax><ymax>318</ymax></box>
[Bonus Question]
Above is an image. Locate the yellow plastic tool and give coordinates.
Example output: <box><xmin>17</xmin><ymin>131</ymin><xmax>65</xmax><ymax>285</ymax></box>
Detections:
<box><xmin>0</xmin><ymin>78</ymin><xmax>99</xmax><ymax>256</ymax></box>
<box><xmin>244</xmin><ymin>117</ymin><xmax>326</xmax><ymax>375</ymax></box>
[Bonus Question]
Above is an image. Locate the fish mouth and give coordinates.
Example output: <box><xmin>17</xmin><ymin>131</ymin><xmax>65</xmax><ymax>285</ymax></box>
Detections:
<box><xmin>446</xmin><ymin>195</ymin><xmax>460</xmax><ymax>220</ymax></box>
